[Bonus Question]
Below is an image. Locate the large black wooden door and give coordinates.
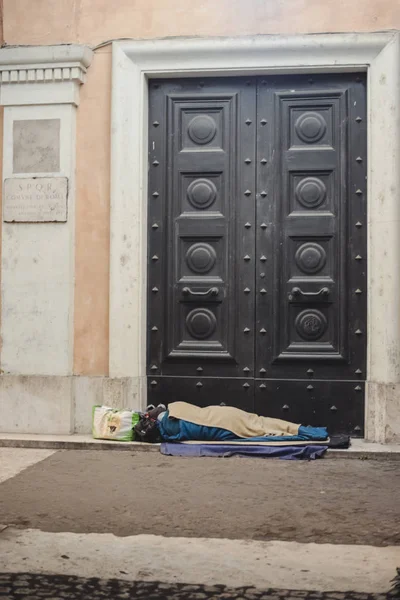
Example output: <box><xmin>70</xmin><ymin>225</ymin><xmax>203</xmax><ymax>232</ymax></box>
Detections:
<box><xmin>147</xmin><ymin>75</ymin><xmax>367</xmax><ymax>435</ymax></box>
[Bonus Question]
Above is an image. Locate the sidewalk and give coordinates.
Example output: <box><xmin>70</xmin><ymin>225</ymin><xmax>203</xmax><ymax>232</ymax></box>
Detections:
<box><xmin>1</xmin><ymin>449</ymin><xmax>399</xmax><ymax>546</ymax></box>
<box><xmin>1</xmin><ymin>447</ymin><xmax>399</xmax><ymax>599</ymax></box>
<box><xmin>0</xmin><ymin>433</ymin><xmax>400</xmax><ymax>459</ymax></box>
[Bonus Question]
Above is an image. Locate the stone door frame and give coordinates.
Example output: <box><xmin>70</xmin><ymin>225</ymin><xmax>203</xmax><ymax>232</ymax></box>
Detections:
<box><xmin>110</xmin><ymin>32</ymin><xmax>400</xmax><ymax>442</ymax></box>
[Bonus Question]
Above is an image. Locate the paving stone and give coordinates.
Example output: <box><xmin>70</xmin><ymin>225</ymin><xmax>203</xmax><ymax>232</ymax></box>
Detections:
<box><xmin>180</xmin><ymin>585</ymin><xmax>203</xmax><ymax>591</ymax></box>
<box><xmin>0</xmin><ymin>573</ymin><xmax>395</xmax><ymax>600</ymax></box>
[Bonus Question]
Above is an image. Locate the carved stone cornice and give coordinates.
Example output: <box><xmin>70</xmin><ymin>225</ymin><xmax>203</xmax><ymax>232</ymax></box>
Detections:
<box><xmin>0</xmin><ymin>45</ymin><xmax>93</xmax><ymax>106</ymax></box>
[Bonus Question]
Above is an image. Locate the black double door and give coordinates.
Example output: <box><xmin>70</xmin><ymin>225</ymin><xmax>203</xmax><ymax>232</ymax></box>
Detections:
<box><xmin>147</xmin><ymin>75</ymin><xmax>367</xmax><ymax>435</ymax></box>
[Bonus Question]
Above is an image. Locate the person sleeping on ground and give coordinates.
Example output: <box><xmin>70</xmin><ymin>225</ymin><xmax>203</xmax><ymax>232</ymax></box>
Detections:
<box><xmin>155</xmin><ymin>402</ymin><xmax>328</xmax><ymax>444</ymax></box>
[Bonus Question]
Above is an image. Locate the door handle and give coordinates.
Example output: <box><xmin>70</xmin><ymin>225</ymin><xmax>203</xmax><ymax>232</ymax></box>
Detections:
<box><xmin>288</xmin><ymin>287</ymin><xmax>330</xmax><ymax>300</ymax></box>
<box><xmin>182</xmin><ymin>286</ymin><xmax>219</xmax><ymax>297</ymax></box>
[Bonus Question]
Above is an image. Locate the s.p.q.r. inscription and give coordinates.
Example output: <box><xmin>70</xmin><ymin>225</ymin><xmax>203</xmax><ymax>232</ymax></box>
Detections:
<box><xmin>3</xmin><ymin>177</ymin><xmax>68</xmax><ymax>223</ymax></box>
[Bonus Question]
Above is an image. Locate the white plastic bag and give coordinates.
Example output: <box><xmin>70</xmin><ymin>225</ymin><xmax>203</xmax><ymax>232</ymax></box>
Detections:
<box><xmin>92</xmin><ymin>405</ymin><xmax>140</xmax><ymax>441</ymax></box>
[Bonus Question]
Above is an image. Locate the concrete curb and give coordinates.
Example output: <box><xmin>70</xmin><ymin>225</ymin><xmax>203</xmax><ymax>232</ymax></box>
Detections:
<box><xmin>1</xmin><ymin>436</ymin><xmax>400</xmax><ymax>459</ymax></box>
<box><xmin>0</xmin><ymin>438</ymin><xmax>160</xmax><ymax>452</ymax></box>
<box><xmin>325</xmin><ymin>449</ymin><xmax>400</xmax><ymax>461</ymax></box>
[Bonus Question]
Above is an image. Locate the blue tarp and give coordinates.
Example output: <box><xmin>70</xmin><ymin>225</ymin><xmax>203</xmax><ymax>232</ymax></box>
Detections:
<box><xmin>161</xmin><ymin>442</ymin><xmax>328</xmax><ymax>460</ymax></box>
<box><xmin>158</xmin><ymin>411</ymin><xmax>328</xmax><ymax>443</ymax></box>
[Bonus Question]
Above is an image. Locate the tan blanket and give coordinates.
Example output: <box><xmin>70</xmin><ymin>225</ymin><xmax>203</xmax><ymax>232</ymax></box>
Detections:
<box><xmin>168</xmin><ymin>402</ymin><xmax>300</xmax><ymax>438</ymax></box>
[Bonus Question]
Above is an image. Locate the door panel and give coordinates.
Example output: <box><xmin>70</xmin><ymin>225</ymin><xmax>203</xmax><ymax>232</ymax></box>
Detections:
<box><xmin>281</xmin><ymin>91</ymin><xmax>344</xmax><ymax>362</ymax></box>
<box><xmin>255</xmin><ymin>380</ymin><xmax>365</xmax><ymax>434</ymax></box>
<box><xmin>256</xmin><ymin>76</ymin><xmax>367</xmax><ymax>385</ymax></box>
<box><xmin>148</xmin><ymin>377</ymin><xmax>255</xmax><ymax>413</ymax></box>
<box><xmin>148</xmin><ymin>79</ymin><xmax>256</xmax><ymax>382</ymax></box>
<box><xmin>148</xmin><ymin>75</ymin><xmax>367</xmax><ymax>435</ymax></box>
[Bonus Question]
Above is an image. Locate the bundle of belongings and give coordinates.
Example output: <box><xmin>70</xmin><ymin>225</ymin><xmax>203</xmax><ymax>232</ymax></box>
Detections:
<box><xmin>92</xmin><ymin>405</ymin><xmax>141</xmax><ymax>442</ymax></box>
<box><xmin>133</xmin><ymin>402</ymin><xmax>350</xmax><ymax>460</ymax></box>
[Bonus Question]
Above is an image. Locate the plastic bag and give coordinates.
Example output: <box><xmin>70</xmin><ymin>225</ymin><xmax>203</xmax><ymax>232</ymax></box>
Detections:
<box><xmin>92</xmin><ymin>405</ymin><xmax>140</xmax><ymax>441</ymax></box>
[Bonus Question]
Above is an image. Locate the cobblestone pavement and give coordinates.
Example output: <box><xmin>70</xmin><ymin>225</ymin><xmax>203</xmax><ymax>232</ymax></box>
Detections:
<box><xmin>0</xmin><ymin>574</ymin><xmax>398</xmax><ymax>600</ymax></box>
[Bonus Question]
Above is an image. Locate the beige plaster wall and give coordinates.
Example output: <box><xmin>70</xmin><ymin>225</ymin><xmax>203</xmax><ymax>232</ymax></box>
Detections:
<box><xmin>3</xmin><ymin>0</ymin><xmax>400</xmax><ymax>46</ymax></box>
<box><xmin>0</xmin><ymin>2</ymin><xmax>3</xmax><ymax>361</ymax></box>
<box><xmin>2</xmin><ymin>0</ymin><xmax>400</xmax><ymax>375</ymax></box>
<box><xmin>0</xmin><ymin>106</ymin><xmax>3</xmax><ymax>363</ymax></box>
<box><xmin>74</xmin><ymin>48</ymin><xmax>111</xmax><ymax>375</ymax></box>
<box><xmin>0</xmin><ymin>0</ymin><xmax>3</xmax><ymax>46</ymax></box>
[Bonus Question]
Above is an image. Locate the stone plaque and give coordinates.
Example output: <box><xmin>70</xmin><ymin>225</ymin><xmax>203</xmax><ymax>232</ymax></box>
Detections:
<box><xmin>3</xmin><ymin>177</ymin><xmax>68</xmax><ymax>223</ymax></box>
<box><xmin>13</xmin><ymin>119</ymin><xmax>61</xmax><ymax>174</ymax></box>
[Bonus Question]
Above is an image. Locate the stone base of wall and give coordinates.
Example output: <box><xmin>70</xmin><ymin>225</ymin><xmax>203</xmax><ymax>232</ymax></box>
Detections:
<box><xmin>0</xmin><ymin>375</ymin><xmax>146</xmax><ymax>434</ymax></box>
<box><xmin>1</xmin><ymin>375</ymin><xmax>400</xmax><ymax>441</ymax></box>
<box><xmin>365</xmin><ymin>381</ymin><xmax>400</xmax><ymax>443</ymax></box>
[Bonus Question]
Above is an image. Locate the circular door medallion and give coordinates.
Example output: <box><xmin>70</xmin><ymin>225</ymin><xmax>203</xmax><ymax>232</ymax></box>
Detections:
<box><xmin>295</xmin><ymin>112</ymin><xmax>327</xmax><ymax>144</ymax></box>
<box><xmin>295</xmin><ymin>309</ymin><xmax>327</xmax><ymax>341</ymax></box>
<box><xmin>186</xmin><ymin>308</ymin><xmax>217</xmax><ymax>339</ymax></box>
<box><xmin>295</xmin><ymin>243</ymin><xmax>326</xmax><ymax>274</ymax></box>
<box><xmin>187</xmin><ymin>178</ymin><xmax>217</xmax><ymax>210</ymax></box>
<box><xmin>188</xmin><ymin>115</ymin><xmax>217</xmax><ymax>145</ymax></box>
<box><xmin>295</xmin><ymin>177</ymin><xmax>327</xmax><ymax>209</ymax></box>
<box><xmin>186</xmin><ymin>243</ymin><xmax>216</xmax><ymax>274</ymax></box>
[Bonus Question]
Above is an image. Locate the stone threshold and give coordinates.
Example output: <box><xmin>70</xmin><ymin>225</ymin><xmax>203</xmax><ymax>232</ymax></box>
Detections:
<box><xmin>0</xmin><ymin>434</ymin><xmax>399</xmax><ymax>459</ymax></box>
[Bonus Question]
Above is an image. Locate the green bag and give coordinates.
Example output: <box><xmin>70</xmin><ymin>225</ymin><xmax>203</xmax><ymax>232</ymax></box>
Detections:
<box><xmin>92</xmin><ymin>405</ymin><xmax>140</xmax><ymax>441</ymax></box>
